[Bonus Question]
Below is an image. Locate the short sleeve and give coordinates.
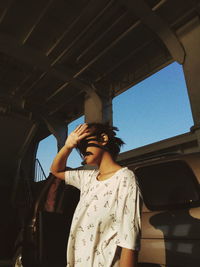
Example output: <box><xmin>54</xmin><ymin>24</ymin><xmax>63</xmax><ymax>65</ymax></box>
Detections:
<box><xmin>116</xmin><ymin>170</ymin><xmax>142</xmax><ymax>251</ymax></box>
<box><xmin>65</xmin><ymin>169</ymin><xmax>84</xmax><ymax>190</ymax></box>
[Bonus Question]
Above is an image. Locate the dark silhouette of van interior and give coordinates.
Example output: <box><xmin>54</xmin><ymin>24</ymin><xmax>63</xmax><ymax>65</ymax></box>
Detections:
<box><xmin>19</xmin><ymin>174</ymin><xmax>80</xmax><ymax>267</ymax></box>
<box><xmin>135</xmin><ymin>160</ymin><xmax>200</xmax><ymax>211</ymax></box>
<box><xmin>135</xmin><ymin>158</ymin><xmax>200</xmax><ymax>267</ymax></box>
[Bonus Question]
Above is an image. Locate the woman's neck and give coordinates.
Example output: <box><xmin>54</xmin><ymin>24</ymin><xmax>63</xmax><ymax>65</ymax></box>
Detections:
<box><xmin>98</xmin><ymin>152</ymin><xmax>121</xmax><ymax>176</ymax></box>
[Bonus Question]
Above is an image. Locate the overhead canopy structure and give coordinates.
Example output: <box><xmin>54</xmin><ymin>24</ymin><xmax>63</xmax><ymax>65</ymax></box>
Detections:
<box><xmin>1</xmin><ymin>0</ymin><xmax>199</xmax><ymax>125</ymax></box>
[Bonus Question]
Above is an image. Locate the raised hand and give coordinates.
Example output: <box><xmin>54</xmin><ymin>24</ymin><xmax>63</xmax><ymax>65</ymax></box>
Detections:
<box><xmin>65</xmin><ymin>123</ymin><xmax>90</xmax><ymax>149</ymax></box>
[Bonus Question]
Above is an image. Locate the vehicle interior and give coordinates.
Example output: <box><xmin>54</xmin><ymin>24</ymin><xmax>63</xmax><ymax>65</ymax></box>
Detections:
<box><xmin>0</xmin><ymin>0</ymin><xmax>200</xmax><ymax>266</ymax></box>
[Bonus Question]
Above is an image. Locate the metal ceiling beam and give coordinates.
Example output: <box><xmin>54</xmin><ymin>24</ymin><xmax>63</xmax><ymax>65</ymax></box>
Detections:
<box><xmin>46</xmin><ymin>0</ymin><xmax>101</xmax><ymax>56</ymax></box>
<box><xmin>69</xmin><ymin>0</ymin><xmax>167</xmax><ymax>78</ymax></box>
<box><xmin>0</xmin><ymin>0</ymin><xmax>14</xmax><ymax>23</ymax></box>
<box><xmin>48</xmin><ymin>90</ymin><xmax>83</xmax><ymax>115</ymax></box>
<box><xmin>77</xmin><ymin>1</ymin><xmax>165</xmax><ymax>66</ymax></box>
<box><xmin>72</xmin><ymin>21</ymin><xmax>141</xmax><ymax>79</ymax></box>
<box><xmin>1</xmin><ymin>0</ymin><xmax>181</xmax><ymax>105</ymax></box>
<box><xmin>56</xmin><ymin>0</ymin><xmax>115</xmax><ymax>65</ymax></box>
<box><xmin>0</xmin><ymin>33</ymin><xmax>88</xmax><ymax>94</ymax></box>
<box><xmin>46</xmin><ymin>5</ymin><xmax>87</xmax><ymax>56</ymax></box>
<box><xmin>44</xmin><ymin>19</ymin><xmax>140</xmax><ymax>102</ymax></box>
<box><xmin>76</xmin><ymin>11</ymin><xmax>127</xmax><ymax>63</ymax></box>
<box><xmin>0</xmin><ymin>33</ymin><xmax>50</xmax><ymax>70</ymax></box>
<box><xmin>44</xmin><ymin>0</ymin><xmax>167</xmax><ymax>100</ymax></box>
<box><xmin>37</xmin><ymin>0</ymin><xmax>117</xmax><ymax>102</ymax></box>
<box><xmin>51</xmin><ymin>0</ymin><xmax>167</xmax><ymax>87</ymax></box>
<box><xmin>22</xmin><ymin>0</ymin><xmax>54</xmax><ymax>44</ymax></box>
<box><xmin>119</xmin><ymin>0</ymin><xmax>185</xmax><ymax>64</ymax></box>
<box><xmin>95</xmin><ymin>39</ymin><xmax>153</xmax><ymax>83</ymax></box>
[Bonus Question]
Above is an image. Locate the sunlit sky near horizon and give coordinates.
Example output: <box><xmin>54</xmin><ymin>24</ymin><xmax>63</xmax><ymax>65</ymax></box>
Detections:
<box><xmin>37</xmin><ymin>62</ymin><xmax>194</xmax><ymax>176</ymax></box>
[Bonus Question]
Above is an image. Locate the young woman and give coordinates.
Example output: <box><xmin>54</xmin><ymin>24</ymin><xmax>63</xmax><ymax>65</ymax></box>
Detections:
<box><xmin>50</xmin><ymin>123</ymin><xmax>142</xmax><ymax>267</ymax></box>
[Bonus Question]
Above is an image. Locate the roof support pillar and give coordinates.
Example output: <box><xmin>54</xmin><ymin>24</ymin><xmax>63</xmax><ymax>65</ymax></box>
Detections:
<box><xmin>84</xmin><ymin>88</ymin><xmax>113</xmax><ymax>125</ymax></box>
<box><xmin>177</xmin><ymin>17</ymin><xmax>200</xmax><ymax>146</ymax></box>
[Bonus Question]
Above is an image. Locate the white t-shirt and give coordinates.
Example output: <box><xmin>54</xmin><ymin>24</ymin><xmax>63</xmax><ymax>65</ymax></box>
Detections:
<box><xmin>65</xmin><ymin>167</ymin><xmax>142</xmax><ymax>267</ymax></box>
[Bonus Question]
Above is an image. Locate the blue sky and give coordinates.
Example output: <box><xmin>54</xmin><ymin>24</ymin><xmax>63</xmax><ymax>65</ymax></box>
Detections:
<box><xmin>37</xmin><ymin>62</ymin><xmax>194</xmax><ymax>176</ymax></box>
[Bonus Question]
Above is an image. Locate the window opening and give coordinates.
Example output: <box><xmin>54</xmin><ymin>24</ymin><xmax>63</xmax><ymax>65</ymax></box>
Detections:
<box><xmin>113</xmin><ymin>62</ymin><xmax>194</xmax><ymax>153</ymax></box>
<box><xmin>135</xmin><ymin>160</ymin><xmax>200</xmax><ymax>210</ymax></box>
<box><xmin>36</xmin><ymin>116</ymin><xmax>84</xmax><ymax>179</ymax></box>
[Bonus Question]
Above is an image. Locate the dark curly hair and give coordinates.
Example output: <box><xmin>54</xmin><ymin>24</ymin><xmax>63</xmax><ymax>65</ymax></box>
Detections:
<box><xmin>85</xmin><ymin>122</ymin><xmax>125</xmax><ymax>159</ymax></box>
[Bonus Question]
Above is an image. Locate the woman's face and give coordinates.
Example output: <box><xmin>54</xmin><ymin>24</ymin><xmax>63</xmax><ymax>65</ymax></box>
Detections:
<box><xmin>78</xmin><ymin>136</ymin><xmax>105</xmax><ymax>166</ymax></box>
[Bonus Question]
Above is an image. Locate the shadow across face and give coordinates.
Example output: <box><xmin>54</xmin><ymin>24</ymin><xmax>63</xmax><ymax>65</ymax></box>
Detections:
<box><xmin>76</xmin><ymin>136</ymin><xmax>108</xmax><ymax>158</ymax></box>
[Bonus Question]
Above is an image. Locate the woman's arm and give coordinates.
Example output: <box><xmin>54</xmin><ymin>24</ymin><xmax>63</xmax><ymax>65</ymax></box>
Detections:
<box><xmin>50</xmin><ymin>123</ymin><xmax>89</xmax><ymax>180</ymax></box>
<box><xmin>50</xmin><ymin>145</ymin><xmax>73</xmax><ymax>180</ymax></box>
<box><xmin>119</xmin><ymin>248</ymin><xmax>138</xmax><ymax>267</ymax></box>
